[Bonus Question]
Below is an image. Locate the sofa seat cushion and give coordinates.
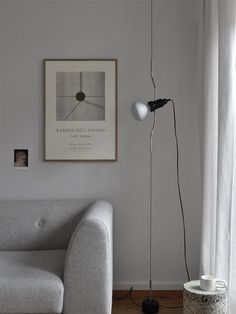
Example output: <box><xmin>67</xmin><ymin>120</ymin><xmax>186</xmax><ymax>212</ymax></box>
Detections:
<box><xmin>0</xmin><ymin>249</ymin><xmax>66</xmax><ymax>313</ymax></box>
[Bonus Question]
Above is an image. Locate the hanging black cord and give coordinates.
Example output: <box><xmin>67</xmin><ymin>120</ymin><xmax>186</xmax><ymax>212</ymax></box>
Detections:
<box><xmin>113</xmin><ymin>99</ymin><xmax>189</xmax><ymax>310</ymax></box>
<box><xmin>170</xmin><ymin>99</ymin><xmax>191</xmax><ymax>282</ymax></box>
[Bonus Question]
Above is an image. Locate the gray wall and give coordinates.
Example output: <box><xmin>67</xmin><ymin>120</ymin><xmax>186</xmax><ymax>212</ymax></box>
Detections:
<box><xmin>0</xmin><ymin>0</ymin><xmax>202</xmax><ymax>289</ymax></box>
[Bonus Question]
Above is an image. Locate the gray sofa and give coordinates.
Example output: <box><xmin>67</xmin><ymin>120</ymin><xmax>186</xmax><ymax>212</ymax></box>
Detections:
<box><xmin>0</xmin><ymin>199</ymin><xmax>113</xmax><ymax>314</ymax></box>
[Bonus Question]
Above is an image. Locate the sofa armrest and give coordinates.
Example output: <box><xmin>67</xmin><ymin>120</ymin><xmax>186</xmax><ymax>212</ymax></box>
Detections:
<box><xmin>63</xmin><ymin>200</ymin><xmax>113</xmax><ymax>314</ymax></box>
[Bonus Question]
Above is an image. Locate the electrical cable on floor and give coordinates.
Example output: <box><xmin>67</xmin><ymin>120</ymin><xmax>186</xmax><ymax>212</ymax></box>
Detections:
<box><xmin>159</xmin><ymin>303</ymin><xmax>183</xmax><ymax>309</ymax></box>
<box><xmin>112</xmin><ymin>287</ymin><xmax>133</xmax><ymax>301</ymax></box>
<box><xmin>113</xmin><ymin>286</ymin><xmax>183</xmax><ymax>309</ymax></box>
<box><xmin>113</xmin><ymin>287</ymin><xmax>142</xmax><ymax>306</ymax></box>
<box><xmin>130</xmin><ymin>294</ymin><xmax>142</xmax><ymax>307</ymax></box>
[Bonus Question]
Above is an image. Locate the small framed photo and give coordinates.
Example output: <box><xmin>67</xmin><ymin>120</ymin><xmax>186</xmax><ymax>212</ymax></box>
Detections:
<box><xmin>14</xmin><ymin>149</ymin><xmax>29</xmax><ymax>170</ymax></box>
<box><xmin>44</xmin><ymin>59</ymin><xmax>117</xmax><ymax>161</ymax></box>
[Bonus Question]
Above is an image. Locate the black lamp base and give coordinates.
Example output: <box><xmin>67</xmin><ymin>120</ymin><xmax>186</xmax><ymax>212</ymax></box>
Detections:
<box><xmin>142</xmin><ymin>298</ymin><xmax>159</xmax><ymax>313</ymax></box>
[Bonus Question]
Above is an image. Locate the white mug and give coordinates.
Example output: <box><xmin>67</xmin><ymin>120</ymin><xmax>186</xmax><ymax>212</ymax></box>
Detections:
<box><xmin>200</xmin><ymin>275</ymin><xmax>227</xmax><ymax>291</ymax></box>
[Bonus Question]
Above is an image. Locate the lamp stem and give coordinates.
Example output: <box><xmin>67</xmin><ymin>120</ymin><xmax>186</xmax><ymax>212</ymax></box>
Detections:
<box><xmin>149</xmin><ymin>110</ymin><xmax>157</xmax><ymax>300</ymax></box>
<box><xmin>142</xmin><ymin>1</ymin><xmax>159</xmax><ymax>312</ymax></box>
<box><xmin>150</xmin><ymin>0</ymin><xmax>157</xmax><ymax>101</ymax></box>
<box><xmin>149</xmin><ymin>0</ymin><xmax>157</xmax><ymax>298</ymax></box>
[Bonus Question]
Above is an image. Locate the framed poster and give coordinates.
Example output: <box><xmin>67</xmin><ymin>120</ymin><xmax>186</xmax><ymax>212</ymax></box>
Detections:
<box><xmin>44</xmin><ymin>59</ymin><xmax>117</xmax><ymax>161</ymax></box>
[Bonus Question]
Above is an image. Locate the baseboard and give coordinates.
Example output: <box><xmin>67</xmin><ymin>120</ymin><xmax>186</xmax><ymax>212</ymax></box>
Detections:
<box><xmin>113</xmin><ymin>281</ymin><xmax>184</xmax><ymax>290</ymax></box>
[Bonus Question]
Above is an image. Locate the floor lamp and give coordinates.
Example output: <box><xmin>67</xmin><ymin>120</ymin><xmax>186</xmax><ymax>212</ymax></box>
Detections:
<box><xmin>131</xmin><ymin>2</ymin><xmax>191</xmax><ymax>313</ymax></box>
<box><xmin>131</xmin><ymin>1</ymin><xmax>170</xmax><ymax>313</ymax></box>
<box><xmin>132</xmin><ymin>99</ymin><xmax>170</xmax><ymax>314</ymax></box>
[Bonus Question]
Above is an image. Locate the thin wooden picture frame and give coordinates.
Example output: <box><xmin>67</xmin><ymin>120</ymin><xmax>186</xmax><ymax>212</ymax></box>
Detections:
<box><xmin>44</xmin><ymin>59</ymin><xmax>117</xmax><ymax>161</ymax></box>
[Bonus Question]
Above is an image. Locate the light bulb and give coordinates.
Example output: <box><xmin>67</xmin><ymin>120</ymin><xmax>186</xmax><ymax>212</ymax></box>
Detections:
<box><xmin>131</xmin><ymin>102</ymin><xmax>149</xmax><ymax>121</ymax></box>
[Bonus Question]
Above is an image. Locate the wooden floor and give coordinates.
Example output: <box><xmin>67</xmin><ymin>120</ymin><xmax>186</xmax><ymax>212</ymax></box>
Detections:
<box><xmin>112</xmin><ymin>290</ymin><xmax>183</xmax><ymax>314</ymax></box>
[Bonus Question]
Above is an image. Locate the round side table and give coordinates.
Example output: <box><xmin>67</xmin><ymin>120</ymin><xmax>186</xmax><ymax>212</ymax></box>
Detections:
<box><xmin>183</xmin><ymin>280</ymin><xmax>228</xmax><ymax>314</ymax></box>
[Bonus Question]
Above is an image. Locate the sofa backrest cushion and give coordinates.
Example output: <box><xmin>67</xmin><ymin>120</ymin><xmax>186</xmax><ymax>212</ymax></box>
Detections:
<box><xmin>0</xmin><ymin>200</ymin><xmax>92</xmax><ymax>250</ymax></box>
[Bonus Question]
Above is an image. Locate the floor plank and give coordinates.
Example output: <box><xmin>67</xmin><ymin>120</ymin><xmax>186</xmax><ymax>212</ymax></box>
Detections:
<box><xmin>112</xmin><ymin>290</ymin><xmax>183</xmax><ymax>314</ymax></box>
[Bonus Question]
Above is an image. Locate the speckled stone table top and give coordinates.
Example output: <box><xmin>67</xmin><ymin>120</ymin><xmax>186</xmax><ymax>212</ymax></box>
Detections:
<box><xmin>183</xmin><ymin>280</ymin><xmax>228</xmax><ymax>314</ymax></box>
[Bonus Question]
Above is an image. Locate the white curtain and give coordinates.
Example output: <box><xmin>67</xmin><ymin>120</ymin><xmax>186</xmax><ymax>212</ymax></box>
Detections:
<box><xmin>201</xmin><ymin>0</ymin><xmax>236</xmax><ymax>312</ymax></box>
